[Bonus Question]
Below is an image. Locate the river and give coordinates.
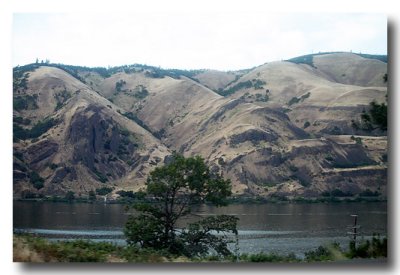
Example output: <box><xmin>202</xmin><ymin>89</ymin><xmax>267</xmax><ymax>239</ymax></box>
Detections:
<box><xmin>13</xmin><ymin>201</ymin><xmax>387</xmax><ymax>258</ymax></box>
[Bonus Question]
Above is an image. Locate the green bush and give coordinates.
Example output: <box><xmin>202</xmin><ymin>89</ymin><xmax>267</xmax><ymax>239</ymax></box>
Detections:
<box><xmin>133</xmin><ymin>85</ymin><xmax>149</xmax><ymax>99</ymax></box>
<box><xmin>217</xmin><ymin>79</ymin><xmax>266</xmax><ymax>96</ymax></box>
<box><xmin>123</xmin><ymin>112</ymin><xmax>152</xmax><ymax>133</ymax></box>
<box><xmin>347</xmin><ymin>235</ymin><xmax>387</xmax><ymax>259</ymax></box>
<box><xmin>115</xmin><ymin>80</ymin><xmax>126</xmax><ymax>92</ymax></box>
<box><xmin>305</xmin><ymin>244</ymin><xmax>341</xmax><ymax>262</ymax></box>
<box><xmin>359</xmin><ymin>189</ymin><xmax>380</xmax><ymax>197</ymax></box>
<box><xmin>54</xmin><ymin>90</ymin><xmax>71</xmax><ymax>111</ymax></box>
<box><xmin>14</xmin><ymin>116</ymin><xmax>31</xmax><ymax>125</ymax></box>
<box><xmin>29</xmin><ymin>171</ymin><xmax>44</xmax><ymax>190</ymax></box>
<box><xmin>13</xmin><ymin>95</ymin><xmax>38</xmax><ymax>111</ymax></box>
<box><xmin>254</xmin><ymin>93</ymin><xmax>269</xmax><ymax>102</ymax></box>
<box><xmin>240</xmin><ymin>252</ymin><xmax>299</xmax><ymax>262</ymax></box>
<box><xmin>30</xmin><ymin>118</ymin><xmax>57</xmax><ymax>138</ymax></box>
<box><xmin>369</xmin><ymin>101</ymin><xmax>387</xmax><ymax>131</ymax></box>
<box><xmin>93</xmin><ymin>169</ymin><xmax>108</xmax><ymax>183</ymax></box>
<box><xmin>96</xmin><ymin>187</ymin><xmax>113</xmax><ymax>195</ymax></box>
<box><xmin>14</xmin><ymin>118</ymin><xmax>57</xmax><ymax>141</ymax></box>
<box><xmin>49</xmin><ymin>163</ymin><xmax>58</xmax><ymax>170</ymax></box>
<box><xmin>287</xmin><ymin>92</ymin><xmax>310</xmax><ymax>106</ymax></box>
<box><xmin>28</xmin><ymin>237</ymin><xmax>118</xmax><ymax>262</ymax></box>
<box><xmin>116</xmin><ymin>190</ymin><xmax>135</xmax><ymax>198</ymax></box>
<box><xmin>253</xmin><ymin>79</ymin><xmax>266</xmax><ymax>90</ymax></box>
<box><xmin>356</xmin><ymin>101</ymin><xmax>387</xmax><ymax>132</ymax></box>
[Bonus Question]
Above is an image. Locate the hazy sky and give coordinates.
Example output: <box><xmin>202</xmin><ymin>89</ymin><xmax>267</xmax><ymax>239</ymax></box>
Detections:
<box><xmin>13</xmin><ymin>13</ymin><xmax>387</xmax><ymax>70</ymax></box>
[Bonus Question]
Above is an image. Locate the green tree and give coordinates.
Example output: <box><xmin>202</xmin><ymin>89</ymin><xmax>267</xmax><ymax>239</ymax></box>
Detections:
<box><xmin>124</xmin><ymin>154</ymin><xmax>237</xmax><ymax>257</ymax></box>
<box><xmin>29</xmin><ymin>171</ymin><xmax>44</xmax><ymax>190</ymax></box>
<box><xmin>369</xmin><ymin>101</ymin><xmax>387</xmax><ymax>131</ymax></box>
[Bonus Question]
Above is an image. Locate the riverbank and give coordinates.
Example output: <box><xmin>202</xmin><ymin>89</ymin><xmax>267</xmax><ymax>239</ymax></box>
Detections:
<box><xmin>13</xmin><ymin>195</ymin><xmax>387</xmax><ymax>205</ymax></box>
<box><xmin>13</xmin><ymin>234</ymin><xmax>387</xmax><ymax>263</ymax></box>
<box><xmin>14</xmin><ymin>201</ymin><xmax>387</xmax><ymax>258</ymax></box>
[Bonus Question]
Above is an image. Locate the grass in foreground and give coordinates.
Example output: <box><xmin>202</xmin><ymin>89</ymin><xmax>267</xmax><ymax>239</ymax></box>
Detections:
<box><xmin>13</xmin><ymin>234</ymin><xmax>387</xmax><ymax>263</ymax></box>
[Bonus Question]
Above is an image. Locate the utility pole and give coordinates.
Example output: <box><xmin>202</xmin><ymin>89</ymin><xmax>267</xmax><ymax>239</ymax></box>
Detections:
<box><xmin>347</xmin><ymin>214</ymin><xmax>360</xmax><ymax>244</ymax></box>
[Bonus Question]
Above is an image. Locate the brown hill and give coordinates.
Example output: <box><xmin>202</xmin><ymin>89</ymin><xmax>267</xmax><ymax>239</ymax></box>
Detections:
<box><xmin>13</xmin><ymin>53</ymin><xmax>387</xmax><ymax>199</ymax></box>
<box><xmin>13</xmin><ymin>66</ymin><xmax>171</xmax><ymax>197</ymax></box>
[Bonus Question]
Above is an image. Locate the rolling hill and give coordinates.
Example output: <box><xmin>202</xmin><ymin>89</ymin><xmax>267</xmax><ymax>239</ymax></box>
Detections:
<box><xmin>13</xmin><ymin>52</ymin><xmax>388</xmax><ymax>199</ymax></box>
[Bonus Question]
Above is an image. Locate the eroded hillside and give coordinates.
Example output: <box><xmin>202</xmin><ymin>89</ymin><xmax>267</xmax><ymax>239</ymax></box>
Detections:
<box><xmin>13</xmin><ymin>52</ymin><xmax>387</xmax><ymax>199</ymax></box>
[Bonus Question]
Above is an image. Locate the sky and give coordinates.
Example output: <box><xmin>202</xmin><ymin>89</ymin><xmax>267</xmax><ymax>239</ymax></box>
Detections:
<box><xmin>12</xmin><ymin>12</ymin><xmax>387</xmax><ymax>70</ymax></box>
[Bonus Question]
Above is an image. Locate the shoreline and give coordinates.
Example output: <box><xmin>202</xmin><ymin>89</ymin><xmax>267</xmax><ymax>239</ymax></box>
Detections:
<box><xmin>13</xmin><ymin>196</ymin><xmax>387</xmax><ymax>204</ymax></box>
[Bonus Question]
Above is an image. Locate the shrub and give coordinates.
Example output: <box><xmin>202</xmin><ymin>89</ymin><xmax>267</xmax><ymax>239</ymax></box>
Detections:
<box><xmin>29</xmin><ymin>171</ymin><xmax>44</xmax><ymax>190</ymax></box>
<box><xmin>254</xmin><ymin>93</ymin><xmax>269</xmax><ymax>102</ymax></box>
<box><xmin>116</xmin><ymin>190</ymin><xmax>135</xmax><ymax>198</ymax></box>
<box><xmin>115</xmin><ymin>80</ymin><xmax>126</xmax><ymax>92</ymax></box>
<box><xmin>122</xmin><ymin>112</ymin><xmax>152</xmax><ymax>133</ymax></box>
<box><xmin>240</xmin><ymin>252</ymin><xmax>299</xmax><ymax>262</ymax></box>
<box><xmin>14</xmin><ymin>118</ymin><xmax>58</xmax><ymax>141</ymax></box>
<box><xmin>305</xmin><ymin>243</ymin><xmax>343</xmax><ymax>262</ymax></box>
<box><xmin>93</xmin><ymin>169</ymin><xmax>108</xmax><ymax>183</ymax></box>
<box><xmin>96</xmin><ymin>187</ymin><xmax>113</xmax><ymax>195</ymax></box>
<box><xmin>13</xmin><ymin>95</ymin><xmax>38</xmax><ymax>111</ymax></box>
<box><xmin>325</xmin><ymin>155</ymin><xmax>334</xmax><ymax>162</ymax></box>
<box><xmin>49</xmin><ymin>163</ymin><xmax>58</xmax><ymax>170</ymax></box>
<box><xmin>287</xmin><ymin>92</ymin><xmax>311</xmax><ymax>106</ymax></box>
<box><xmin>350</xmin><ymin>135</ymin><xmax>361</xmax><ymax>144</ymax></box>
<box><xmin>217</xmin><ymin>79</ymin><xmax>266</xmax><ymax>96</ymax></box>
<box><xmin>359</xmin><ymin>189</ymin><xmax>380</xmax><ymax>197</ymax></box>
<box><xmin>14</xmin><ymin>116</ymin><xmax>31</xmax><ymax>125</ymax></box>
<box><xmin>347</xmin><ymin>235</ymin><xmax>387</xmax><ymax>259</ymax></box>
<box><xmin>253</xmin><ymin>79</ymin><xmax>266</xmax><ymax>90</ymax></box>
<box><xmin>133</xmin><ymin>85</ymin><xmax>149</xmax><ymax>99</ymax></box>
<box><xmin>369</xmin><ymin>101</ymin><xmax>387</xmax><ymax>131</ymax></box>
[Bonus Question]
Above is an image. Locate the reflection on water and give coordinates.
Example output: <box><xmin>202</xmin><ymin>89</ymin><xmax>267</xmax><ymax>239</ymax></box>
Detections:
<box><xmin>13</xmin><ymin>201</ymin><xmax>387</xmax><ymax>256</ymax></box>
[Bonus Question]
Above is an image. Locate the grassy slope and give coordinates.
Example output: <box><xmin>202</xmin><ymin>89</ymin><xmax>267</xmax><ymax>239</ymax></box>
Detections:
<box><xmin>13</xmin><ymin>234</ymin><xmax>387</xmax><ymax>263</ymax></box>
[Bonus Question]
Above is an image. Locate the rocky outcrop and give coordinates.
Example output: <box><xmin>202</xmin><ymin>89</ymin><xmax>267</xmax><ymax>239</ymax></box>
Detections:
<box><xmin>230</xmin><ymin>129</ymin><xmax>278</xmax><ymax>146</ymax></box>
<box><xmin>26</xmin><ymin>140</ymin><xmax>59</xmax><ymax>168</ymax></box>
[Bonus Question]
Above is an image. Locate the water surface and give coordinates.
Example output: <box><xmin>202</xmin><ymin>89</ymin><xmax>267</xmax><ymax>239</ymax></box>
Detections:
<box><xmin>14</xmin><ymin>201</ymin><xmax>387</xmax><ymax>257</ymax></box>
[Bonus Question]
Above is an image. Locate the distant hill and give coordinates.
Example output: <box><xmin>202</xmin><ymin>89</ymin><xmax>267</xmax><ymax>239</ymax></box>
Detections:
<box><xmin>13</xmin><ymin>52</ymin><xmax>387</xmax><ymax>199</ymax></box>
<box><xmin>286</xmin><ymin>51</ymin><xmax>387</xmax><ymax>65</ymax></box>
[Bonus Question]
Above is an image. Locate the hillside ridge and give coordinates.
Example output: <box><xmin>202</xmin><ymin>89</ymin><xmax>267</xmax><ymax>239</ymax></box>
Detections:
<box><xmin>13</xmin><ymin>52</ymin><xmax>387</xmax><ymax>199</ymax></box>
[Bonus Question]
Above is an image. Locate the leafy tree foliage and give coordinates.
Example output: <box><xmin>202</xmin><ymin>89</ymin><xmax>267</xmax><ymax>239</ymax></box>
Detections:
<box><xmin>29</xmin><ymin>171</ymin><xmax>44</xmax><ymax>190</ymax></box>
<box><xmin>180</xmin><ymin>215</ymin><xmax>238</xmax><ymax>257</ymax></box>
<box><xmin>14</xmin><ymin>118</ymin><xmax>57</xmax><ymax>141</ymax></box>
<box><xmin>368</xmin><ymin>101</ymin><xmax>387</xmax><ymax>131</ymax></box>
<box><xmin>115</xmin><ymin>80</ymin><xmax>126</xmax><ymax>92</ymax></box>
<box><xmin>95</xmin><ymin>187</ymin><xmax>113</xmax><ymax>196</ymax></box>
<box><xmin>124</xmin><ymin>154</ymin><xmax>237</xmax><ymax>257</ymax></box>
<box><xmin>287</xmin><ymin>92</ymin><xmax>310</xmax><ymax>106</ymax></box>
<box><xmin>358</xmin><ymin>101</ymin><xmax>387</xmax><ymax>131</ymax></box>
<box><xmin>347</xmin><ymin>234</ymin><xmax>387</xmax><ymax>258</ymax></box>
<box><xmin>286</xmin><ymin>52</ymin><xmax>387</xmax><ymax>67</ymax></box>
<box><xmin>217</xmin><ymin>79</ymin><xmax>266</xmax><ymax>96</ymax></box>
<box><xmin>13</xmin><ymin>95</ymin><xmax>39</xmax><ymax>111</ymax></box>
